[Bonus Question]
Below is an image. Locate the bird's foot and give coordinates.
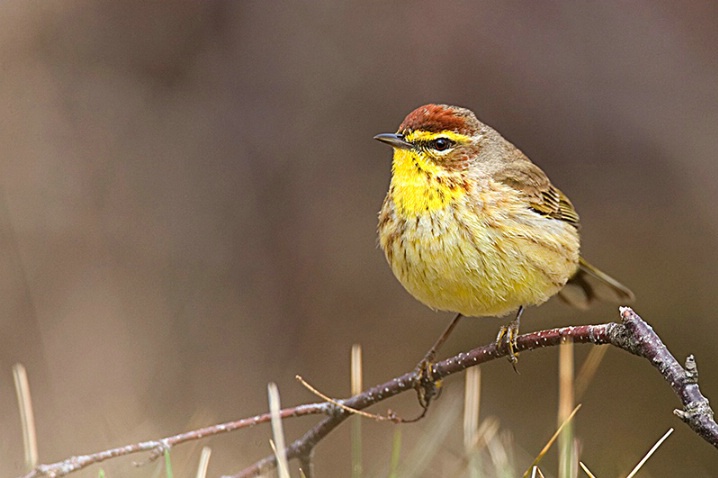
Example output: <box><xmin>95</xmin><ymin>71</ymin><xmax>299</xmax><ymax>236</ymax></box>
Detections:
<box><xmin>496</xmin><ymin>316</ymin><xmax>521</xmax><ymax>373</ymax></box>
<box><xmin>414</xmin><ymin>356</ymin><xmax>443</xmax><ymax>409</ymax></box>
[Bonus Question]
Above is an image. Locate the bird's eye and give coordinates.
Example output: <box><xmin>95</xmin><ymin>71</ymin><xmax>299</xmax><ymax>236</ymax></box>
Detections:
<box><xmin>431</xmin><ymin>137</ymin><xmax>453</xmax><ymax>151</ymax></box>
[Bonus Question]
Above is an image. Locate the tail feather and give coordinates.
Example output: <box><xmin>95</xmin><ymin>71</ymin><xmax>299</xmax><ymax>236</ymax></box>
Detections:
<box><xmin>558</xmin><ymin>257</ymin><xmax>635</xmax><ymax>309</ymax></box>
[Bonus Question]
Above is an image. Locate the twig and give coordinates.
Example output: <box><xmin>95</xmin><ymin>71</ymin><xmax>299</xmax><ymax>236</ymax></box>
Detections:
<box><xmin>18</xmin><ymin>403</ymin><xmax>329</xmax><ymax>478</ymax></box>
<box><xmin>296</xmin><ymin>375</ymin><xmax>395</xmax><ymax>422</ymax></box>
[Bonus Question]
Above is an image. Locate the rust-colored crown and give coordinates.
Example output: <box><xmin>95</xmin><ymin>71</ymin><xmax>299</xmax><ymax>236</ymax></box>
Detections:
<box><xmin>398</xmin><ymin>104</ymin><xmax>480</xmax><ymax>135</ymax></box>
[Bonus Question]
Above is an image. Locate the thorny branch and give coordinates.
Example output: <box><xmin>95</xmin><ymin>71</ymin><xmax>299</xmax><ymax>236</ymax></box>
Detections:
<box><xmin>17</xmin><ymin>308</ymin><xmax>718</xmax><ymax>478</ymax></box>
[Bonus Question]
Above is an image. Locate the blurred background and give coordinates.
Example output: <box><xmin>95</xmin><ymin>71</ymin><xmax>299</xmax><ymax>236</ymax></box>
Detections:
<box><xmin>1</xmin><ymin>1</ymin><xmax>717</xmax><ymax>477</ymax></box>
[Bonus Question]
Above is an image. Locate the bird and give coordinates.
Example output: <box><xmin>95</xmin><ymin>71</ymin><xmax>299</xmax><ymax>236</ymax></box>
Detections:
<box><xmin>375</xmin><ymin>104</ymin><xmax>634</xmax><ymax>366</ymax></box>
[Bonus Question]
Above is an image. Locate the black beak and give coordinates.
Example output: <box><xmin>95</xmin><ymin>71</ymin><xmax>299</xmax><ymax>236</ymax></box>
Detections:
<box><xmin>373</xmin><ymin>133</ymin><xmax>413</xmax><ymax>150</ymax></box>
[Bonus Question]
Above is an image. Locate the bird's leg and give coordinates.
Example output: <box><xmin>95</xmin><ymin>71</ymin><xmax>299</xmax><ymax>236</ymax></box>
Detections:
<box><xmin>415</xmin><ymin>313</ymin><xmax>464</xmax><ymax>408</ymax></box>
<box><xmin>496</xmin><ymin>306</ymin><xmax>524</xmax><ymax>372</ymax></box>
<box><xmin>422</xmin><ymin>312</ymin><xmax>464</xmax><ymax>365</ymax></box>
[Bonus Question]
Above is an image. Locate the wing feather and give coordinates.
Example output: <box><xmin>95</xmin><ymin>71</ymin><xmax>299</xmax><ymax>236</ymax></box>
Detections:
<box><xmin>494</xmin><ymin>159</ymin><xmax>580</xmax><ymax>228</ymax></box>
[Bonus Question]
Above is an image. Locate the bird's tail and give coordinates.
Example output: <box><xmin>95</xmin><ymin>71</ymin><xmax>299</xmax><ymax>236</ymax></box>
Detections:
<box><xmin>558</xmin><ymin>257</ymin><xmax>635</xmax><ymax>309</ymax></box>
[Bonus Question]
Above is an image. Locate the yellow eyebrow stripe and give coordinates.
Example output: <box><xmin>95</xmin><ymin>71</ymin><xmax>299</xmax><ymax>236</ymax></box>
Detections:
<box><xmin>403</xmin><ymin>130</ymin><xmax>472</xmax><ymax>144</ymax></box>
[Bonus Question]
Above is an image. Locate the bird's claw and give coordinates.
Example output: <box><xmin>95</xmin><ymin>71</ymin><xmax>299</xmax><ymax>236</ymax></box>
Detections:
<box><xmin>496</xmin><ymin>319</ymin><xmax>520</xmax><ymax>372</ymax></box>
<box><xmin>414</xmin><ymin>358</ymin><xmax>443</xmax><ymax>408</ymax></box>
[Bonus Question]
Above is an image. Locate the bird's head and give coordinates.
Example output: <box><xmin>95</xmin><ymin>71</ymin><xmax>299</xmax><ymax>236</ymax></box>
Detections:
<box><xmin>374</xmin><ymin>104</ymin><xmax>486</xmax><ymax>175</ymax></box>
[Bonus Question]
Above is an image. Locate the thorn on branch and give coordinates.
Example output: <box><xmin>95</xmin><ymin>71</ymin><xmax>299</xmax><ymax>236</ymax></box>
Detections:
<box><xmin>141</xmin><ymin>439</ymin><xmax>171</xmax><ymax>465</ymax></box>
<box><xmin>674</xmin><ymin>355</ymin><xmax>714</xmax><ymax>426</ymax></box>
<box><xmin>684</xmin><ymin>355</ymin><xmax>699</xmax><ymax>384</ymax></box>
<box><xmin>674</xmin><ymin>400</ymin><xmax>714</xmax><ymax>423</ymax></box>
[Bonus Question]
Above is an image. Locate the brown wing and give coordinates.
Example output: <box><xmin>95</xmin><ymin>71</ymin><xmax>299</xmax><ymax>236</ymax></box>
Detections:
<box><xmin>494</xmin><ymin>159</ymin><xmax>580</xmax><ymax>228</ymax></box>
<box><xmin>494</xmin><ymin>155</ymin><xmax>634</xmax><ymax>308</ymax></box>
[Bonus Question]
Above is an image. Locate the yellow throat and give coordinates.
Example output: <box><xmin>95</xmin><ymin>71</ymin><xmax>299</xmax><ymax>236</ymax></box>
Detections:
<box><xmin>389</xmin><ymin>130</ymin><xmax>469</xmax><ymax>217</ymax></box>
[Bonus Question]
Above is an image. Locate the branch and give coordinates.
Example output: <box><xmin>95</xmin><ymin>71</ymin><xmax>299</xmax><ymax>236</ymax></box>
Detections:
<box><xmin>231</xmin><ymin>307</ymin><xmax>717</xmax><ymax>477</ymax></box>
<box><xmin>17</xmin><ymin>403</ymin><xmax>329</xmax><ymax>478</ymax></box>
<box><xmin>17</xmin><ymin>308</ymin><xmax>717</xmax><ymax>478</ymax></box>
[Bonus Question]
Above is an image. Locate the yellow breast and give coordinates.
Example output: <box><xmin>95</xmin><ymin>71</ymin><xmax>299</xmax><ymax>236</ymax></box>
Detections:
<box><xmin>378</xmin><ymin>164</ymin><xmax>580</xmax><ymax>317</ymax></box>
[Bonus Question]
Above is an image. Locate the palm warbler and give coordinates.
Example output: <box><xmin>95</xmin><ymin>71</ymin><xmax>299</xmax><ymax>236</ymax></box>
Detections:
<box><xmin>375</xmin><ymin>104</ymin><xmax>633</xmax><ymax>351</ymax></box>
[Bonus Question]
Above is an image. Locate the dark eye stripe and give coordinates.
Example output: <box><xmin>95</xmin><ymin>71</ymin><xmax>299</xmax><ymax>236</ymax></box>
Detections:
<box><xmin>417</xmin><ymin>138</ymin><xmax>455</xmax><ymax>151</ymax></box>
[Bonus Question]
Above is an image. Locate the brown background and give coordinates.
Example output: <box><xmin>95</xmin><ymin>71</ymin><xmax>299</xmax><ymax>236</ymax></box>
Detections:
<box><xmin>1</xmin><ymin>2</ymin><xmax>718</xmax><ymax>477</ymax></box>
